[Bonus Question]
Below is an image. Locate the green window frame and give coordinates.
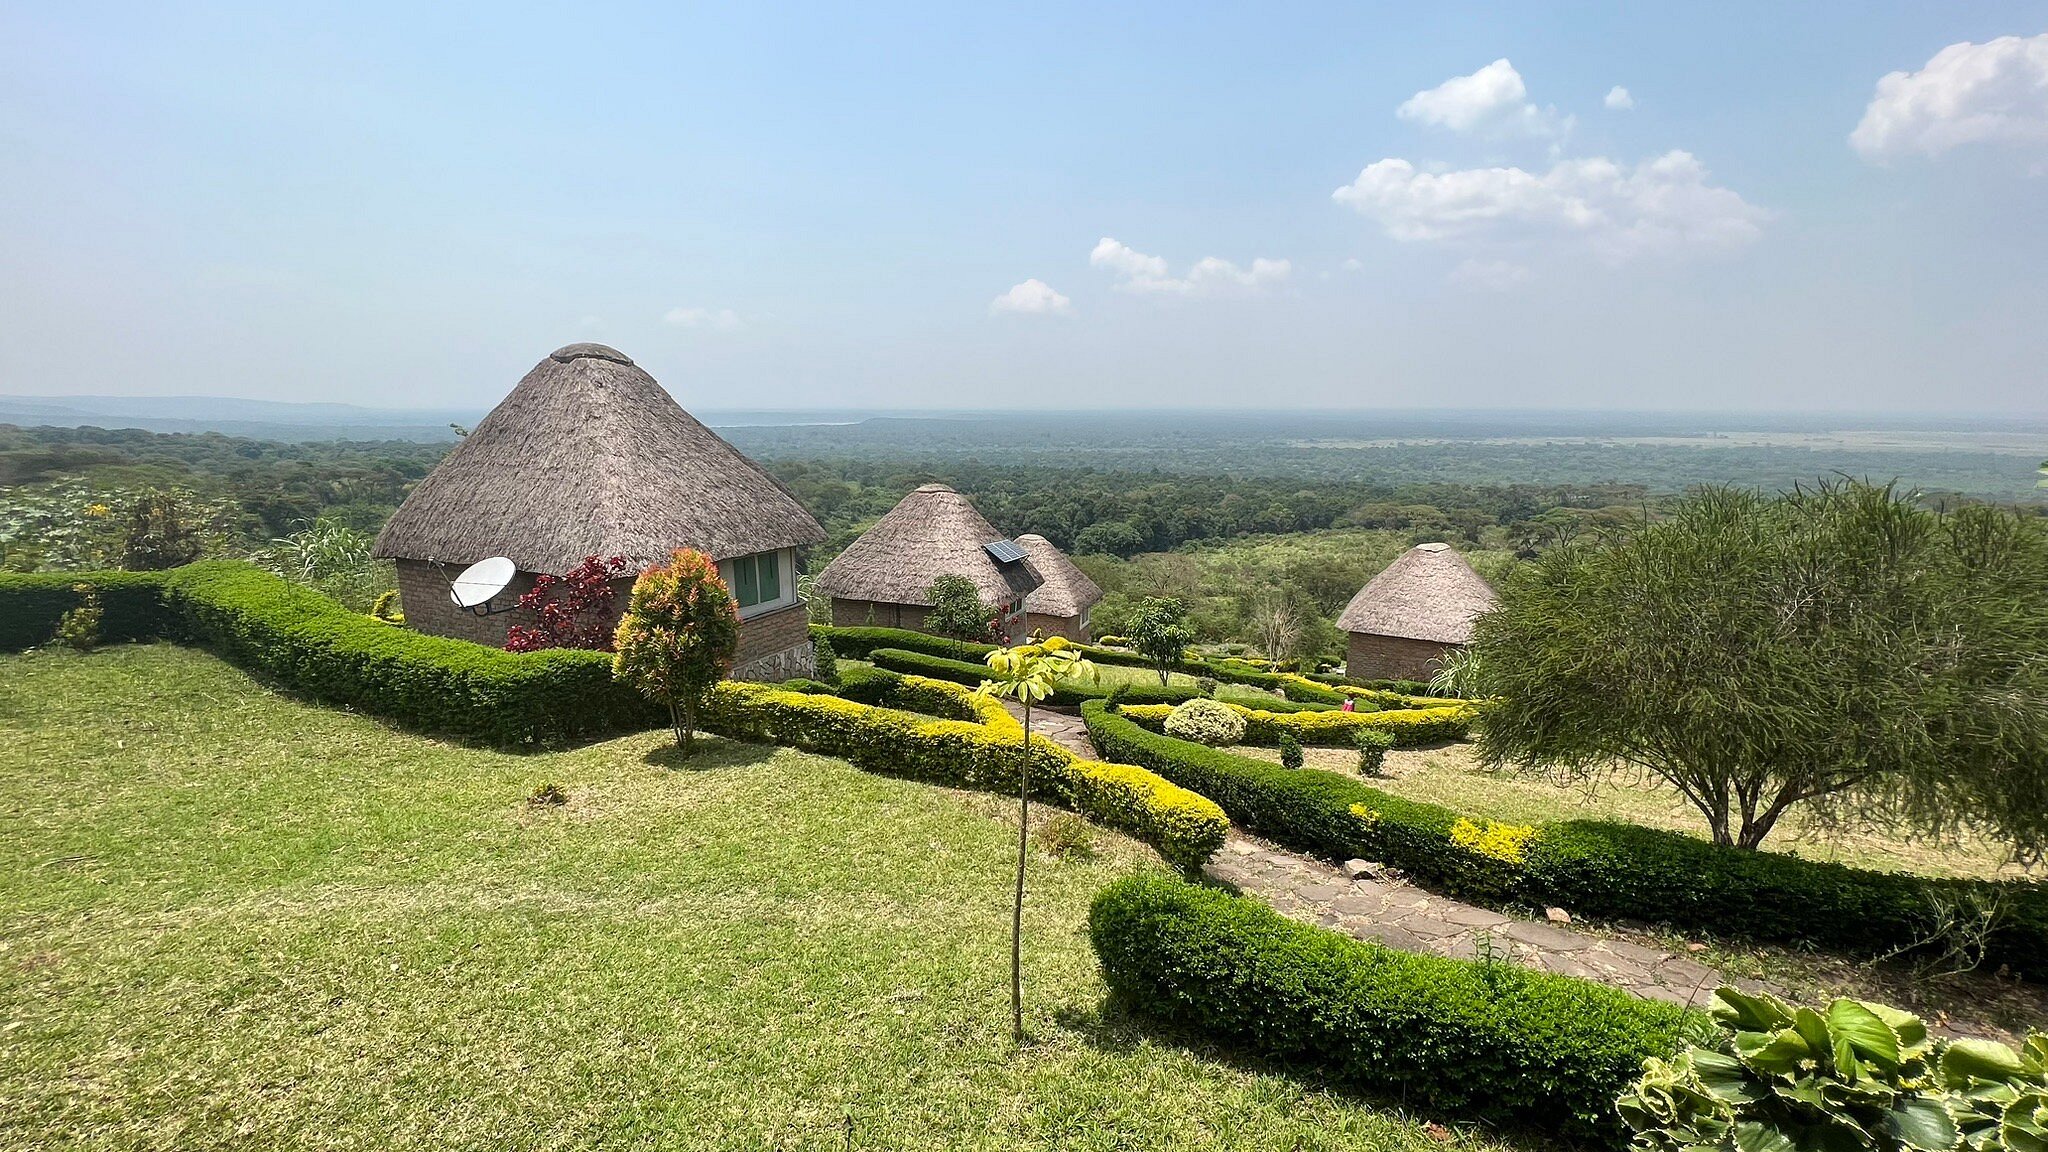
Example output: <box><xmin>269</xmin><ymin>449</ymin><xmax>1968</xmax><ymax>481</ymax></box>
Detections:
<box><xmin>730</xmin><ymin>551</ymin><xmax>782</xmax><ymax>611</ymax></box>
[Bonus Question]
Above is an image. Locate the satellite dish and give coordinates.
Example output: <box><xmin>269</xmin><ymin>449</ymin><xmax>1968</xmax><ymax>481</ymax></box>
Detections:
<box><xmin>449</xmin><ymin>556</ymin><xmax>516</xmax><ymax>613</ymax></box>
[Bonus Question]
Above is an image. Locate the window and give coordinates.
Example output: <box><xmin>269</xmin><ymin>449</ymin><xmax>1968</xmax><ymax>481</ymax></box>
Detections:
<box><xmin>724</xmin><ymin>550</ymin><xmax>789</xmax><ymax>616</ymax></box>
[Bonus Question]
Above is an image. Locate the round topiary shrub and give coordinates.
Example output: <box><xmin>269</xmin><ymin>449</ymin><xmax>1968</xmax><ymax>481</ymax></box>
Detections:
<box><xmin>1164</xmin><ymin>698</ymin><xmax>1247</xmax><ymax>746</ymax></box>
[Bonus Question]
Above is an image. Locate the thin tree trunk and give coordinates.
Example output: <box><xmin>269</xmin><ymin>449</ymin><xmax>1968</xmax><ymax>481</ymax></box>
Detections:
<box><xmin>1013</xmin><ymin>703</ymin><xmax>1030</xmax><ymax>1046</ymax></box>
<box><xmin>668</xmin><ymin>698</ymin><xmax>684</xmax><ymax>749</ymax></box>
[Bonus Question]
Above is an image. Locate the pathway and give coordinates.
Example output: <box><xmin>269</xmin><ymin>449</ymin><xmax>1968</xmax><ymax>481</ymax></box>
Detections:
<box><xmin>1018</xmin><ymin>703</ymin><xmax>1762</xmax><ymax>1010</ymax></box>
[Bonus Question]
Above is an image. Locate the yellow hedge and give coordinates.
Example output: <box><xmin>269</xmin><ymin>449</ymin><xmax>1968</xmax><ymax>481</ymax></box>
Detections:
<box><xmin>1118</xmin><ymin>701</ymin><xmax>1472</xmax><ymax>748</ymax></box>
<box><xmin>701</xmin><ymin>680</ymin><xmax>1227</xmax><ymax>871</ymax></box>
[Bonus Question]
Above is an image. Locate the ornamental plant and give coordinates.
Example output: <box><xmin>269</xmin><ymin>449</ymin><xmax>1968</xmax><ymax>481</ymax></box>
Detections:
<box><xmin>926</xmin><ymin>574</ymin><xmax>1002</xmax><ymax>651</ymax></box>
<box><xmin>975</xmin><ymin>636</ymin><xmax>1096</xmax><ymax>1045</ymax></box>
<box><xmin>1618</xmin><ymin>986</ymin><xmax>2048</xmax><ymax>1152</ymax></box>
<box><xmin>612</xmin><ymin>549</ymin><xmax>740</xmax><ymax>753</ymax></box>
<box><xmin>506</xmin><ymin>555</ymin><xmax>632</xmax><ymax>653</ymax></box>
<box><xmin>1163</xmin><ymin>698</ymin><xmax>1246</xmax><ymax>746</ymax></box>
<box><xmin>1354</xmin><ymin>727</ymin><xmax>1396</xmax><ymax>776</ymax></box>
<box><xmin>1127</xmin><ymin>596</ymin><xmax>1194</xmax><ymax>686</ymax></box>
<box><xmin>1279</xmin><ymin>732</ymin><xmax>1304</xmax><ymax>769</ymax></box>
<box><xmin>54</xmin><ymin>583</ymin><xmax>102</xmax><ymax>651</ymax></box>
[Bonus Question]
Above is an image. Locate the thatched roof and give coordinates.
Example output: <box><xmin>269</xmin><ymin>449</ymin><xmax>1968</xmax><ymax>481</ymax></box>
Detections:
<box><xmin>1017</xmin><ymin>534</ymin><xmax>1102</xmax><ymax>619</ymax></box>
<box><xmin>373</xmin><ymin>344</ymin><xmax>824</xmax><ymax>572</ymax></box>
<box><xmin>813</xmin><ymin>484</ymin><xmax>1042</xmax><ymax>607</ymax></box>
<box><xmin>1336</xmin><ymin>542</ymin><xmax>1498</xmax><ymax>644</ymax></box>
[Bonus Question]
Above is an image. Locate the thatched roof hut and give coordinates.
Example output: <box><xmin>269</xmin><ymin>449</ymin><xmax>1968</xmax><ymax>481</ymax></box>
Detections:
<box><xmin>374</xmin><ymin>343</ymin><xmax>822</xmax><ymax>572</ymax></box>
<box><xmin>813</xmin><ymin>484</ymin><xmax>1041</xmax><ymax>640</ymax></box>
<box><xmin>1017</xmin><ymin>534</ymin><xmax>1102</xmax><ymax>641</ymax></box>
<box><xmin>1337</xmin><ymin>542</ymin><xmax>1497</xmax><ymax>681</ymax></box>
<box><xmin>373</xmin><ymin>343</ymin><xmax>825</xmax><ymax>679</ymax></box>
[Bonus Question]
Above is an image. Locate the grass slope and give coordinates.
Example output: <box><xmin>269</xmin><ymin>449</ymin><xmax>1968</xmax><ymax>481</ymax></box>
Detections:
<box><xmin>1</xmin><ymin>645</ymin><xmax>1517</xmax><ymax>1152</ymax></box>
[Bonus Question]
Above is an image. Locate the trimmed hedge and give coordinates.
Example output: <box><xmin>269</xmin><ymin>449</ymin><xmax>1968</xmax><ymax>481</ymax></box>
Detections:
<box><xmin>1118</xmin><ymin>700</ymin><xmax>1472</xmax><ymax>747</ymax></box>
<box><xmin>701</xmin><ymin>679</ymin><xmax>1228</xmax><ymax>871</ymax></box>
<box><xmin>164</xmin><ymin>563</ymin><xmax>661</xmax><ymax>746</ymax></box>
<box><xmin>864</xmin><ymin>646</ymin><xmax>1202</xmax><ymax>706</ymax></box>
<box><xmin>1082</xmin><ymin>702</ymin><xmax>2048</xmax><ymax>971</ymax></box>
<box><xmin>0</xmin><ymin>571</ymin><xmax>171</xmax><ymax>651</ymax></box>
<box><xmin>807</xmin><ymin>624</ymin><xmax>996</xmax><ymax>662</ymax></box>
<box><xmin>1090</xmin><ymin>872</ymin><xmax>1695</xmax><ymax>1141</ymax></box>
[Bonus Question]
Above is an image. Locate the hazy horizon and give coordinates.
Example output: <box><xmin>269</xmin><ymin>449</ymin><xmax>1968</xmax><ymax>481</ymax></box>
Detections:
<box><xmin>5</xmin><ymin>5</ymin><xmax>2047</xmax><ymax>412</ymax></box>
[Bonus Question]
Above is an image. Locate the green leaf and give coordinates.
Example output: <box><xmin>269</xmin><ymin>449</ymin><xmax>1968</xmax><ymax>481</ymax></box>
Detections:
<box><xmin>1734</xmin><ymin>1121</ymin><xmax>1798</xmax><ymax>1152</ymax></box>
<box><xmin>1741</xmin><ymin>1028</ymin><xmax>1815</xmax><ymax>1076</ymax></box>
<box><xmin>1827</xmin><ymin>1000</ymin><xmax>1901</xmax><ymax>1069</ymax></box>
<box><xmin>1882</xmin><ymin>1098</ymin><xmax>1960</xmax><ymax>1152</ymax></box>
<box><xmin>1942</xmin><ymin>1040</ymin><xmax>2028</xmax><ymax>1085</ymax></box>
<box><xmin>1696</xmin><ymin>1050</ymin><xmax>1772</xmax><ymax>1105</ymax></box>
<box><xmin>1716</xmin><ymin>987</ymin><xmax>1795</xmax><ymax>1032</ymax></box>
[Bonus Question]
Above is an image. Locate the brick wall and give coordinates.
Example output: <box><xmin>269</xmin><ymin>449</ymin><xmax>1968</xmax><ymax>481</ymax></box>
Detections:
<box><xmin>735</xmin><ymin>602</ymin><xmax>810</xmax><ymax>667</ymax></box>
<box><xmin>831</xmin><ymin>598</ymin><xmax>931</xmax><ymax>632</ymax></box>
<box><xmin>1346</xmin><ymin>631</ymin><xmax>1453</xmax><ymax>683</ymax></box>
<box><xmin>1026</xmin><ymin>612</ymin><xmax>1090</xmax><ymax>642</ymax></box>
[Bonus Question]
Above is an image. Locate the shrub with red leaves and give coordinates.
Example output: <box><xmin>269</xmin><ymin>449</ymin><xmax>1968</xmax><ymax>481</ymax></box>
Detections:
<box><xmin>503</xmin><ymin>555</ymin><xmax>634</xmax><ymax>653</ymax></box>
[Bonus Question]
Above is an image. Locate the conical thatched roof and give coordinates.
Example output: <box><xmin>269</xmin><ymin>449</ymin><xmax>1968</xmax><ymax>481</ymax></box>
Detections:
<box><xmin>813</xmin><ymin>484</ymin><xmax>1042</xmax><ymax>607</ymax></box>
<box><xmin>1017</xmin><ymin>534</ymin><xmax>1102</xmax><ymax>619</ymax></box>
<box><xmin>373</xmin><ymin>344</ymin><xmax>824</xmax><ymax>572</ymax></box>
<box><xmin>1336</xmin><ymin>542</ymin><xmax>1498</xmax><ymax>644</ymax></box>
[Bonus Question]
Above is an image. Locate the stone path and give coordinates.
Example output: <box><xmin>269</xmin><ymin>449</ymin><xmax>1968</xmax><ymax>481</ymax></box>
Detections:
<box><xmin>1015</xmin><ymin>703</ymin><xmax>1767</xmax><ymax>1009</ymax></box>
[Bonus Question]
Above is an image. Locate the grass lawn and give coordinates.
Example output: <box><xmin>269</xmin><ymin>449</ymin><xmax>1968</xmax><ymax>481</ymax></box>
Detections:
<box><xmin>1</xmin><ymin>645</ymin><xmax>1518</xmax><ymax>1152</ymax></box>
<box><xmin>1062</xmin><ymin>662</ymin><xmax>1279</xmax><ymax>705</ymax></box>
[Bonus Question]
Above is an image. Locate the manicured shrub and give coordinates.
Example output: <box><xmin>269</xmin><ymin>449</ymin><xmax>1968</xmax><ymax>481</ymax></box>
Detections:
<box><xmin>54</xmin><ymin>584</ymin><xmax>104</xmax><ymax>651</ymax></box>
<box><xmin>1163</xmin><ymin>698</ymin><xmax>1246</xmax><ymax>746</ymax></box>
<box><xmin>864</xmin><ymin>647</ymin><xmax>1199</xmax><ymax>706</ymax></box>
<box><xmin>164</xmin><ymin>562</ymin><xmax>659</xmax><ymax>747</ymax></box>
<box><xmin>1082</xmin><ymin>701</ymin><xmax>2048</xmax><ymax>972</ymax></box>
<box><xmin>1089</xmin><ymin>872</ymin><xmax>1696</xmax><ymax>1141</ymax></box>
<box><xmin>1278</xmin><ymin>732</ymin><xmax>1304</xmax><ymax>769</ymax></box>
<box><xmin>812</xmin><ymin>636</ymin><xmax>838</xmax><ymax>683</ymax></box>
<box><xmin>807</xmin><ymin>624</ymin><xmax>995</xmax><ymax>662</ymax></box>
<box><xmin>0</xmin><ymin>570</ymin><xmax>169</xmax><ymax>651</ymax></box>
<box><xmin>1194</xmin><ymin>675</ymin><xmax>1218</xmax><ymax>697</ymax></box>
<box><xmin>369</xmin><ymin>589</ymin><xmax>403</xmax><ymax>622</ymax></box>
<box><xmin>702</xmin><ymin>681</ymin><xmax>1228</xmax><ymax>872</ymax></box>
<box><xmin>1117</xmin><ymin>700</ymin><xmax>1470</xmax><ymax>747</ymax></box>
<box><xmin>1355</xmin><ymin>728</ymin><xmax>1396</xmax><ymax>776</ymax></box>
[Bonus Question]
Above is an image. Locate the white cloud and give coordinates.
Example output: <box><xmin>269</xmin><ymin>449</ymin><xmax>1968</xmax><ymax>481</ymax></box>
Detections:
<box><xmin>1089</xmin><ymin>237</ymin><xmax>1291</xmax><ymax>295</ymax></box>
<box><xmin>1398</xmin><ymin>58</ymin><xmax>1570</xmax><ymax>138</ymax></box>
<box><xmin>989</xmin><ymin>278</ymin><xmax>1072</xmax><ymax>315</ymax></box>
<box><xmin>1449</xmin><ymin>258</ymin><xmax>1533</xmax><ymax>291</ymax></box>
<box><xmin>1605</xmin><ymin>86</ymin><xmax>1634</xmax><ymax>111</ymax></box>
<box><xmin>1332</xmin><ymin>150</ymin><xmax>1765</xmax><ymax>263</ymax></box>
<box><xmin>1341</xmin><ymin>257</ymin><xmax>1364</xmax><ymax>272</ymax></box>
<box><xmin>1851</xmin><ymin>33</ymin><xmax>2048</xmax><ymax>160</ymax></box>
<box><xmin>663</xmin><ymin>306</ymin><xmax>740</xmax><ymax>330</ymax></box>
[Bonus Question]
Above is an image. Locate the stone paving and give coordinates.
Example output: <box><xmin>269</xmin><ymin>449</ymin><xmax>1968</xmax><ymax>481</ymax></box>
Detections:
<box><xmin>1017</xmin><ymin>702</ymin><xmax>1767</xmax><ymax>1009</ymax></box>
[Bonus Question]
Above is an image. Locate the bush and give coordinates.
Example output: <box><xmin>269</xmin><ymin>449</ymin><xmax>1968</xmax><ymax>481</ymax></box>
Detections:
<box><xmin>807</xmin><ymin>624</ymin><xmax>995</xmax><ymax>662</ymax></box>
<box><xmin>702</xmin><ymin>681</ymin><xmax>1228</xmax><ymax>872</ymax></box>
<box><xmin>1163</xmin><ymin>698</ymin><xmax>1246</xmax><ymax>746</ymax></box>
<box><xmin>1082</xmin><ymin>701</ymin><xmax>2048</xmax><ymax>971</ymax></box>
<box><xmin>164</xmin><ymin>562</ymin><xmax>659</xmax><ymax>747</ymax></box>
<box><xmin>812</xmin><ymin>636</ymin><xmax>838</xmax><ymax>683</ymax></box>
<box><xmin>864</xmin><ymin>646</ymin><xmax>1200</xmax><ymax>706</ymax></box>
<box><xmin>1355</xmin><ymin>728</ymin><xmax>1395</xmax><ymax>776</ymax></box>
<box><xmin>369</xmin><ymin>589</ymin><xmax>403</xmax><ymax>622</ymax></box>
<box><xmin>55</xmin><ymin>584</ymin><xmax>104</xmax><ymax>651</ymax></box>
<box><xmin>1279</xmin><ymin>733</ymin><xmax>1304</xmax><ymax>769</ymax></box>
<box><xmin>1089</xmin><ymin>873</ymin><xmax>1696</xmax><ymax>1141</ymax></box>
<box><xmin>1117</xmin><ymin>700</ymin><xmax>1471</xmax><ymax>747</ymax></box>
<box><xmin>1194</xmin><ymin>675</ymin><xmax>1218</xmax><ymax>697</ymax></box>
<box><xmin>0</xmin><ymin>570</ymin><xmax>169</xmax><ymax>651</ymax></box>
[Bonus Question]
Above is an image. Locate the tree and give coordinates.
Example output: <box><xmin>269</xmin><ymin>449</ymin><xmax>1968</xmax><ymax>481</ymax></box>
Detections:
<box><xmin>975</xmin><ymin>637</ymin><xmax>1095</xmax><ymax>1044</ymax></box>
<box><xmin>1127</xmin><ymin>596</ymin><xmax>1195</xmax><ymax>686</ymax></box>
<box><xmin>926</xmin><ymin>574</ymin><xmax>1000</xmax><ymax>650</ymax></box>
<box><xmin>1467</xmin><ymin>482</ymin><xmax>2048</xmax><ymax>854</ymax></box>
<box><xmin>505</xmin><ymin>555</ymin><xmax>632</xmax><ymax>652</ymax></box>
<box><xmin>612</xmin><ymin>549</ymin><xmax>740</xmax><ymax>753</ymax></box>
<box><xmin>1250</xmin><ymin>595</ymin><xmax>1300</xmax><ymax>665</ymax></box>
<box><xmin>121</xmin><ymin>489</ymin><xmax>204</xmax><ymax>570</ymax></box>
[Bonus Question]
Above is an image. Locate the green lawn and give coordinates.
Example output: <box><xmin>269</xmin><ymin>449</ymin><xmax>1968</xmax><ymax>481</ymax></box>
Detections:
<box><xmin>1</xmin><ymin>645</ymin><xmax>1517</xmax><ymax>1152</ymax></box>
<box><xmin>1064</xmin><ymin>661</ymin><xmax>1279</xmax><ymax>705</ymax></box>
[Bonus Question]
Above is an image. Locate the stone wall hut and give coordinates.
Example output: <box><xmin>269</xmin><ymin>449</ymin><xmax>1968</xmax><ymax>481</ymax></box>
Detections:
<box><xmin>1016</xmin><ymin>534</ymin><xmax>1102</xmax><ymax>641</ymax></box>
<box><xmin>1336</xmin><ymin>542</ymin><xmax>1498</xmax><ymax>682</ymax></box>
<box><xmin>812</xmin><ymin>484</ymin><xmax>1042</xmax><ymax>644</ymax></box>
<box><xmin>371</xmin><ymin>343</ymin><xmax>827</xmax><ymax>681</ymax></box>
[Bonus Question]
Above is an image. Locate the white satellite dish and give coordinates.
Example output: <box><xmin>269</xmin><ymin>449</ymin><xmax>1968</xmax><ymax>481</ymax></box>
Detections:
<box><xmin>449</xmin><ymin>556</ymin><xmax>516</xmax><ymax>613</ymax></box>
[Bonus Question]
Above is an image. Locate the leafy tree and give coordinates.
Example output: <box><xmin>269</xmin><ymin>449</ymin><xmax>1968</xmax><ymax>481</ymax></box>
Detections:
<box><xmin>612</xmin><ymin>549</ymin><xmax>740</xmax><ymax>753</ymax></box>
<box><xmin>1127</xmin><ymin>596</ymin><xmax>1195</xmax><ymax>685</ymax></box>
<box><xmin>925</xmin><ymin>574</ymin><xmax>999</xmax><ymax>649</ymax></box>
<box><xmin>505</xmin><ymin>555</ymin><xmax>632</xmax><ymax>653</ymax></box>
<box><xmin>975</xmin><ymin>637</ymin><xmax>1095</xmax><ymax>1044</ymax></box>
<box><xmin>1468</xmin><ymin>482</ymin><xmax>2048</xmax><ymax>854</ymax></box>
<box><xmin>120</xmin><ymin>489</ymin><xmax>205</xmax><ymax>570</ymax></box>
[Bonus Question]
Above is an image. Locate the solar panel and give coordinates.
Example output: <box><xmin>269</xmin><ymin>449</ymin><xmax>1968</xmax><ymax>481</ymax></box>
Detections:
<box><xmin>984</xmin><ymin>539</ymin><xmax>1028</xmax><ymax>564</ymax></box>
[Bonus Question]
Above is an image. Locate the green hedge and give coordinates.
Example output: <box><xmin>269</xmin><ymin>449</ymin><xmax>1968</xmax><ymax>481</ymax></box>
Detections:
<box><xmin>1090</xmin><ymin>873</ymin><xmax>1695</xmax><ymax>1141</ymax></box>
<box><xmin>1082</xmin><ymin>702</ymin><xmax>2048</xmax><ymax>971</ymax></box>
<box><xmin>0</xmin><ymin>571</ymin><xmax>172</xmax><ymax>651</ymax></box>
<box><xmin>807</xmin><ymin>624</ymin><xmax>995</xmax><ymax>662</ymax></box>
<box><xmin>864</xmin><ymin>647</ymin><xmax>1202</xmax><ymax>706</ymax></box>
<box><xmin>164</xmin><ymin>563</ymin><xmax>660</xmax><ymax>747</ymax></box>
<box><xmin>1117</xmin><ymin>700</ymin><xmax>1472</xmax><ymax>747</ymax></box>
<box><xmin>700</xmin><ymin>680</ymin><xmax>1228</xmax><ymax>871</ymax></box>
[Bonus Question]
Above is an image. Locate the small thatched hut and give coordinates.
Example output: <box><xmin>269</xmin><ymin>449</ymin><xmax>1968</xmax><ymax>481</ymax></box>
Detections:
<box><xmin>1016</xmin><ymin>534</ymin><xmax>1102</xmax><ymax>641</ymax></box>
<box><xmin>1336</xmin><ymin>542</ymin><xmax>1498</xmax><ymax>682</ymax></box>
<box><xmin>372</xmin><ymin>343</ymin><xmax>826</xmax><ymax>679</ymax></box>
<box><xmin>812</xmin><ymin>484</ymin><xmax>1041</xmax><ymax>643</ymax></box>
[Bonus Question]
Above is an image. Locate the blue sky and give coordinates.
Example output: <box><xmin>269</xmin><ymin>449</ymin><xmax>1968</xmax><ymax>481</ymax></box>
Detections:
<box><xmin>3</xmin><ymin>2</ymin><xmax>2046</xmax><ymax>412</ymax></box>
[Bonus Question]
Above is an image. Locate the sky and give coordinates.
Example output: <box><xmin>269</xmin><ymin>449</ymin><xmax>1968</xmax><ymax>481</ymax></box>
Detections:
<box><xmin>3</xmin><ymin>2</ymin><xmax>2047</xmax><ymax>413</ymax></box>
